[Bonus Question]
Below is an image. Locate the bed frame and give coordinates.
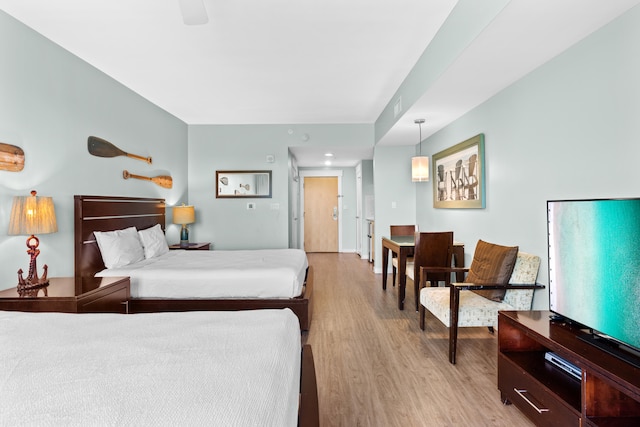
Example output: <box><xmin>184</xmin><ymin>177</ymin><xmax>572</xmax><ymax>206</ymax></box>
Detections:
<box><xmin>74</xmin><ymin>195</ymin><xmax>313</xmax><ymax>330</ymax></box>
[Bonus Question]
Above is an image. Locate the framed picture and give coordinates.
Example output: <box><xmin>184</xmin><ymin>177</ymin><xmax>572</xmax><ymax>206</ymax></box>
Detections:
<box><xmin>432</xmin><ymin>134</ymin><xmax>485</xmax><ymax>209</ymax></box>
<box><xmin>216</xmin><ymin>170</ymin><xmax>272</xmax><ymax>198</ymax></box>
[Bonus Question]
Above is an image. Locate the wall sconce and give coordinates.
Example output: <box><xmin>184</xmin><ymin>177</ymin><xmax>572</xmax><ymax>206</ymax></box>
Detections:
<box><xmin>8</xmin><ymin>190</ymin><xmax>58</xmax><ymax>294</ymax></box>
<box><xmin>411</xmin><ymin>118</ymin><xmax>429</xmax><ymax>182</ymax></box>
<box><xmin>173</xmin><ymin>204</ymin><xmax>195</xmax><ymax>248</ymax></box>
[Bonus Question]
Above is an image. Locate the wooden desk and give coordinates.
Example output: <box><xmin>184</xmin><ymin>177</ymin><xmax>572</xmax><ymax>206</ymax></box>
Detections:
<box><xmin>381</xmin><ymin>236</ymin><xmax>464</xmax><ymax>310</ymax></box>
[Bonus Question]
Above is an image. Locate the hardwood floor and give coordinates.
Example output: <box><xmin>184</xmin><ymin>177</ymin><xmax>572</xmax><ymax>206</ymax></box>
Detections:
<box><xmin>304</xmin><ymin>253</ymin><xmax>534</xmax><ymax>427</ymax></box>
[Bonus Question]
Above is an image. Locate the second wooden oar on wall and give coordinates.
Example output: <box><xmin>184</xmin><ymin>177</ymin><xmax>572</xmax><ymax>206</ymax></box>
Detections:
<box><xmin>123</xmin><ymin>170</ymin><xmax>173</xmax><ymax>189</ymax></box>
<box><xmin>88</xmin><ymin>136</ymin><xmax>152</xmax><ymax>164</ymax></box>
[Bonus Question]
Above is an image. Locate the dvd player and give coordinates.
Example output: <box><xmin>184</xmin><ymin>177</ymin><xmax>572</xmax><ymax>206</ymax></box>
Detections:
<box><xmin>545</xmin><ymin>351</ymin><xmax>581</xmax><ymax>381</ymax></box>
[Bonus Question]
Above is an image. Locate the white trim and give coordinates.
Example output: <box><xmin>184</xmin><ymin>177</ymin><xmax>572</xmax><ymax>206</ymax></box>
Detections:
<box><xmin>299</xmin><ymin>170</ymin><xmax>343</xmax><ymax>252</ymax></box>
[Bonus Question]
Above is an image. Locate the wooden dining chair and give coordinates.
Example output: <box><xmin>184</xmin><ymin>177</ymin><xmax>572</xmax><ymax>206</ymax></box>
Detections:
<box><xmin>405</xmin><ymin>231</ymin><xmax>453</xmax><ymax>311</ymax></box>
<box><xmin>390</xmin><ymin>225</ymin><xmax>416</xmax><ymax>286</ymax></box>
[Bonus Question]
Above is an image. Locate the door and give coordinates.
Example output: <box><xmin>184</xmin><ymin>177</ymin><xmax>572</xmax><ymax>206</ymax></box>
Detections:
<box><xmin>304</xmin><ymin>176</ymin><xmax>338</xmax><ymax>252</ymax></box>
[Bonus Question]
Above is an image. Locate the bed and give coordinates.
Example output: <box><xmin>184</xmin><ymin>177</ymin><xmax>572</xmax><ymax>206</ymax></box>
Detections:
<box><xmin>74</xmin><ymin>195</ymin><xmax>313</xmax><ymax>329</ymax></box>
<box><xmin>0</xmin><ymin>308</ymin><xmax>319</xmax><ymax>426</ymax></box>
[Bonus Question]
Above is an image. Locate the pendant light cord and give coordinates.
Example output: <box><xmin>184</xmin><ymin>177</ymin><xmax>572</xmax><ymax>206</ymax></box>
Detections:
<box><xmin>415</xmin><ymin>118</ymin><xmax>425</xmax><ymax>155</ymax></box>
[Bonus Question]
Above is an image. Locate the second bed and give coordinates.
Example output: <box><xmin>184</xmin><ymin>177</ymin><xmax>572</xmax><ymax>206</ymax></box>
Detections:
<box><xmin>74</xmin><ymin>195</ymin><xmax>313</xmax><ymax>329</ymax></box>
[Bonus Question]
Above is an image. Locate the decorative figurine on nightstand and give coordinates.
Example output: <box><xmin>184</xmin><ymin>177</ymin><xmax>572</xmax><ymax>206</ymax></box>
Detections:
<box><xmin>17</xmin><ymin>266</ymin><xmax>49</xmax><ymax>297</ymax></box>
<box><xmin>7</xmin><ymin>190</ymin><xmax>58</xmax><ymax>297</ymax></box>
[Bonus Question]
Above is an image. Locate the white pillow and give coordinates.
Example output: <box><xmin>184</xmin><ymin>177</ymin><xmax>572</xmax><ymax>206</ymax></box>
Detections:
<box><xmin>94</xmin><ymin>226</ymin><xmax>145</xmax><ymax>269</ymax></box>
<box><xmin>138</xmin><ymin>223</ymin><xmax>169</xmax><ymax>259</ymax></box>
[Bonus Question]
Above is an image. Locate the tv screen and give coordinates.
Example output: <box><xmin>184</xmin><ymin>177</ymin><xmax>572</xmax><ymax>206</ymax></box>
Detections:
<box><xmin>548</xmin><ymin>198</ymin><xmax>640</xmax><ymax>353</ymax></box>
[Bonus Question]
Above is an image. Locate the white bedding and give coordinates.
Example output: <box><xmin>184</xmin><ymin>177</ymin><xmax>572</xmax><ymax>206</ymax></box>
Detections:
<box><xmin>0</xmin><ymin>309</ymin><xmax>301</xmax><ymax>426</ymax></box>
<box><xmin>96</xmin><ymin>248</ymin><xmax>308</xmax><ymax>299</ymax></box>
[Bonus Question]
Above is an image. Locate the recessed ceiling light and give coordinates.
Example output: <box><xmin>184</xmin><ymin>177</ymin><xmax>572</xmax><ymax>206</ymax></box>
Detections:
<box><xmin>324</xmin><ymin>152</ymin><xmax>334</xmax><ymax>157</ymax></box>
<box><xmin>324</xmin><ymin>160</ymin><xmax>332</xmax><ymax>166</ymax></box>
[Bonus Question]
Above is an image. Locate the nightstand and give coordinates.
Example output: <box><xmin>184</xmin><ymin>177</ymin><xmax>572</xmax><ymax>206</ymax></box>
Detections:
<box><xmin>169</xmin><ymin>242</ymin><xmax>211</xmax><ymax>250</ymax></box>
<box><xmin>0</xmin><ymin>276</ymin><xmax>130</xmax><ymax>313</ymax></box>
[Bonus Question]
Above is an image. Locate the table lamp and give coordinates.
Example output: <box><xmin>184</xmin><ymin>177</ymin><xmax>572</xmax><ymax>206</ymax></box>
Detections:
<box><xmin>173</xmin><ymin>203</ymin><xmax>195</xmax><ymax>248</ymax></box>
<box><xmin>8</xmin><ymin>190</ymin><xmax>58</xmax><ymax>293</ymax></box>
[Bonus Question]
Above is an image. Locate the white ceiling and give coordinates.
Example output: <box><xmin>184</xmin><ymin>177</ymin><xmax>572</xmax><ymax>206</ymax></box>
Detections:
<box><xmin>1</xmin><ymin>0</ymin><xmax>639</xmax><ymax>167</ymax></box>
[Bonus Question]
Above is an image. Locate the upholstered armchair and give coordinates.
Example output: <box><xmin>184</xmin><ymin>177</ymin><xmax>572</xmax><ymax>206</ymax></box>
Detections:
<box><xmin>419</xmin><ymin>240</ymin><xmax>542</xmax><ymax>364</ymax></box>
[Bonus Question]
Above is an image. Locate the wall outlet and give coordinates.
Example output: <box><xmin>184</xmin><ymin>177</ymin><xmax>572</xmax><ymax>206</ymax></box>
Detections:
<box><xmin>391</xmin><ymin>201</ymin><xmax>397</xmax><ymax>209</ymax></box>
<box><xmin>247</xmin><ymin>203</ymin><xmax>256</xmax><ymax>210</ymax></box>
<box><xmin>270</xmin><ymin>203</ymin><xmax>280</xmax><ymax>210</ymax></box>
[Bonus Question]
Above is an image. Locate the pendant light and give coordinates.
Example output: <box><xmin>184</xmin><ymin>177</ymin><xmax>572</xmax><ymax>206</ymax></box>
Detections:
<box><xmin>411</xmin><ymin>119</ymin><xmax>429</xmax><ymax>182</ymax></box>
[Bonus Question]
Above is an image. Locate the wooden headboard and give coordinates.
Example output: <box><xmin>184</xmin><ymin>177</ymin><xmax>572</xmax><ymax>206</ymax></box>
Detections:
<box><xmin>74</xmin><ymin>195</ymin><xmax>166</xmax><ymax>283</ymax></box>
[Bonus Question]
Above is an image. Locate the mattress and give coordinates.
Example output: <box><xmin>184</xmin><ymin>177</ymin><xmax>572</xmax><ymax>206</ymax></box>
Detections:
<box><xmin>96</xmin><ymin>248</ymin><xmax>308</xmax><ymax>299</ymax></box>
<box><xmin>0</xmin><ymin>308</ymin><xmax>301</xmax><ymax>426</ymax></box>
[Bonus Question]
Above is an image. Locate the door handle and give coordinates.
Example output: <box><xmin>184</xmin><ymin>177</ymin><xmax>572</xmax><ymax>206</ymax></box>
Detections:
<box><xmin>332</xmin><ymin>206</ymin><xmax>338</xmax><ymax>220</ymax></box>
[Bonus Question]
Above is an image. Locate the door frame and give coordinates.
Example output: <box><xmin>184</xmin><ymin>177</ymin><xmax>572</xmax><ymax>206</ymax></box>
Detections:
<box><xmin>355</xmin><ymin>162</ymin><xmax>363</xmax><ymax>258</ymax></box>
<box><xmin>299</xmin><ymin>169</ymin><xmax>343</xmax><ymax>252</ymax></box>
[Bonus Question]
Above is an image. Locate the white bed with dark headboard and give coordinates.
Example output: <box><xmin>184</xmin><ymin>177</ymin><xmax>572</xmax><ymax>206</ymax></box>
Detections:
<box><xmin>0</xmin><ymin>308</ymin><xmax>319</xmax><ymax>426</ymax></box>
<box><xmin>74</xmin><ymin>195</ymin><xmax>313</xmax><ymax>329</ymax></box>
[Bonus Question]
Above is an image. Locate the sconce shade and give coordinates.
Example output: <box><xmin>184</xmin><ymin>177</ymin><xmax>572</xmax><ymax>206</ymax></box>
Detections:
<box><xmin>172</xmin><ymin>204</ymin><xmax>195</xmax><ymax>225</ymax></box>
<box><xmin>8</xmin><ymin>191</ymin><xmax>58</xmax><ymax>236</ymax></box>
<box><xmin>412</xmin><ymin>156</ymin><xmax>430</xmax><ymax>182</ymax></box>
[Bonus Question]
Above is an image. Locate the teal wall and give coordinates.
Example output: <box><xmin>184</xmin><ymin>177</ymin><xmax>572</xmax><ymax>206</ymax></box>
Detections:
<box><xmin>187</xmin><ymin>124</ymin><xmax>372</xmax><ymax>250</ymax></box>
<box><xmin>0</xmin><ymin>11</ymin><xmax>188</xmax><ymax>286</ymax></box>
<box><xmin>372</xmin><ymin>145</ymin><xmax>417</xmax><ymax>265</ymax></box>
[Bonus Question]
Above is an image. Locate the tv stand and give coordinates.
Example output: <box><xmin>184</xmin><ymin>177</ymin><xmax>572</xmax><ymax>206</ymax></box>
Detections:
<box><xmin>579</xmin><ymin>333</ymin><xmax>640</xmax><ymax>370</ymax></box>
<box><xmin>498</xmin><ymin>311</ymin><xmax>640</xmax><ymax>427</ymax></box>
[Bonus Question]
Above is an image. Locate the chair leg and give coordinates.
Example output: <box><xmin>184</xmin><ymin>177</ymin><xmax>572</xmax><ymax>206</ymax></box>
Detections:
<box><xmin>449</xmin><ymin>286</ymin><xmax>461</xmax><ymax>364</ymax></box>
<box><xmin>419</xmin><ymin>304</ymin><xmax>425</xmax><ymax>330</ymax></box>
<box><xmin>392</xmin><ymin>267</ymin><xmax>396</xmax><ymax>287</ymax></box>
<box><xmin>487</xmin><ymin>326</ymin><xmax>494</xmax><ymax>334</ymax></box>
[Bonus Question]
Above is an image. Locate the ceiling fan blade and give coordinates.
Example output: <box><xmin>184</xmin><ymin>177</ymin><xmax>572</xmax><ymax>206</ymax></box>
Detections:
<box><xmin>179</xmin><ymin>0</ymin><xmax>209</xmax><ymax>25</ymax></box>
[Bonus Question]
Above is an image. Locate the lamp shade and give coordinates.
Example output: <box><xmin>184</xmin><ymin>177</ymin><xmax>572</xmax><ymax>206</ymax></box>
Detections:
<box><xmin>8</xmin><ymin>191</ymin><xmax>58</xmax><ymax>236</ymax></box>
<box><xmin>173</xmin><ymin>204</ymin><xmax>195</xmax><ymax>225</ymax></box>
<box><xmin>411</xmin><ymin>156</ymin><xmax>430</xmax><ymax>182</ymax></box>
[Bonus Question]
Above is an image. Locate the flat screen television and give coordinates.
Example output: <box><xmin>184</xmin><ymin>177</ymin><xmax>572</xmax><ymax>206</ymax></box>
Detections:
<box><xmin>547</xmin><ymin>198</ymin><xmax>640</xmax><ymax>367</ymax></box>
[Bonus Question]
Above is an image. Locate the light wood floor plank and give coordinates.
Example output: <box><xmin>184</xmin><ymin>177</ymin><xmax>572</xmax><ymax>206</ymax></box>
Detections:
<box><xmin>304</xmin><ymin>253</ymin><xmax>534</xmax><ymax>427</ymax></box>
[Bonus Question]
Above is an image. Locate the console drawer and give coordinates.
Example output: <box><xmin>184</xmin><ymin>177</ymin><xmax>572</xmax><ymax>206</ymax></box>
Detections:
<box><xmin>499</xmin><ymin>355</ymin><xmax>580</xmax><ymax>427</ymax></box>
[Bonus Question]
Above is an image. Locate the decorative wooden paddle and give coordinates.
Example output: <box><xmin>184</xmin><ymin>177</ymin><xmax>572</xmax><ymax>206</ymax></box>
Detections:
<box><xmin>0</xmin><ymin>142</ymin><xmax>25</xmax><ymax>172</ymax></box>
<box><xmin>123</xmin><ymin>170</ymin><xmax>173</xmax><ymax>189</ymax></box>
<box><xmin>88</xmin><ymin>136</ymin><xmax>152</xmax><ymax>164</ymax></box>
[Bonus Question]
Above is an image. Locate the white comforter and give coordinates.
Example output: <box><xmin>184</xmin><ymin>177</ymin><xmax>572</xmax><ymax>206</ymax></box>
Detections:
<box><xmin>0</xmin><ymin>309</ymin><xmax>301</xmax><ymax>426</ymax></box>
<box><xmin>96</xmin><ymin>248</ymin><xmax>308</xmax><ymax>299</ymax></box>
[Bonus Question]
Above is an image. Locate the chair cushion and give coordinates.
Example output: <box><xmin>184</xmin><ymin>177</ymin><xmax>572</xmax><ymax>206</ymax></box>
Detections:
<box><xmin>465</xmin><ymin>240</ymin><xmax>518</xmax><ymax>302</ymax></box>
<box><xmin>420</xmin><ymin>287</ymin><xmax>515</xmax><ymax>329</ymax></box>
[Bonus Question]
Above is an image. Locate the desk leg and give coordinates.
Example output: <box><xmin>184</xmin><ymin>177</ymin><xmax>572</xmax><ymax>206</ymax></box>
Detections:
<box><xmin>398</xmin><ymin>250</ymin><xmax>406</xmax><ymax>310</ymax></box>
<box><xmin>382</xmin><ymin>245</ymin><xmax>389</xmax><ymax>290</ymax></box>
